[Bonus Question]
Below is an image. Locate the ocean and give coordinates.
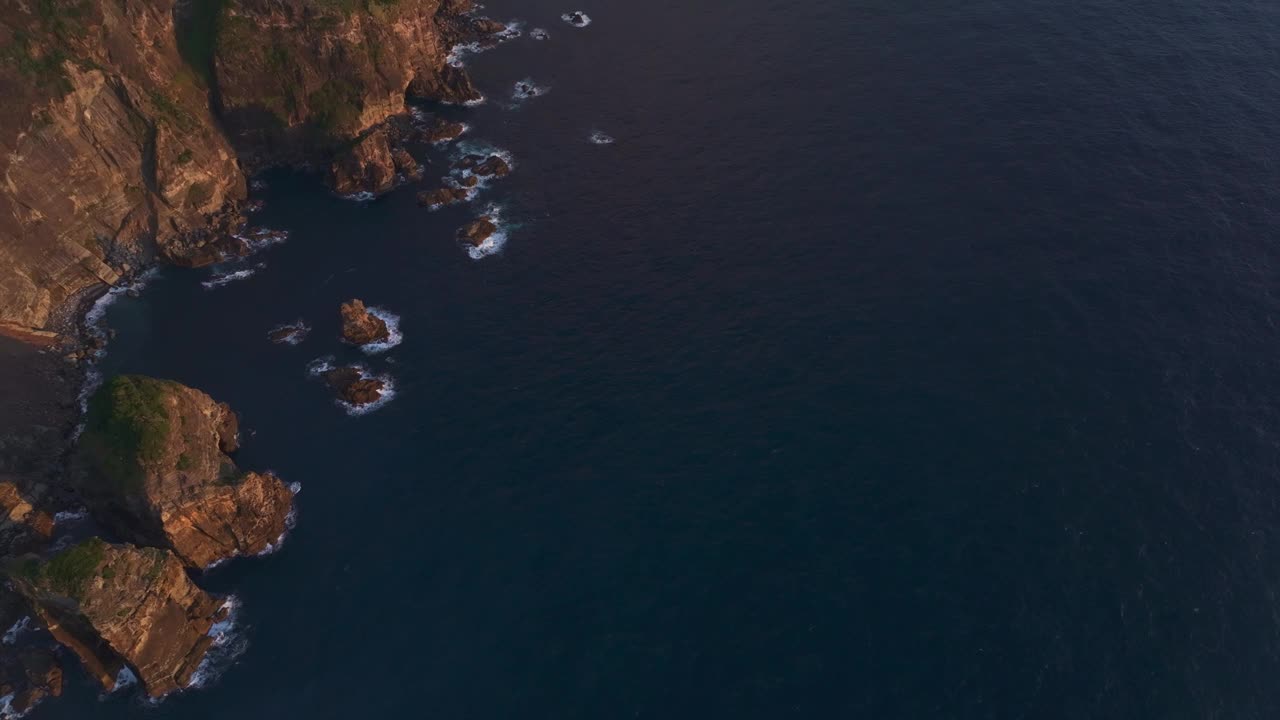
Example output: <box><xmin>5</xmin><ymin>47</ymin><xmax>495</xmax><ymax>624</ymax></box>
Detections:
<box><xmin>36</xmin><ymin>0</ymin><xmax>1280</xmax><ymax>717</ymax></box>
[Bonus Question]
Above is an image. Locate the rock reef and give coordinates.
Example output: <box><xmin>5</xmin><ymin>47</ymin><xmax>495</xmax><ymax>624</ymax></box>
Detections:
<box><xmin>341</xmin><ymin>299</ymin><xmax>391</xmax><ymax>346</ymax></box>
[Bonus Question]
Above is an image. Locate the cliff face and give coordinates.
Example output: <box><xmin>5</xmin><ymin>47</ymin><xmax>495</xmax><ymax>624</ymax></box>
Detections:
<box><xmin>0</xmin><ymin>0</ymin><xmax>245</xmax><ymax>334</ymax></box>
<box><xmin>6</xmin><ymin>538</ymin><xmax>224</xmax><ymax>697</ymax></box>
<box><xmin>76</xmin><ymin>375</ymin><xmax>294</xmax><ymax>568</ymax></box>
<box><xmin>214</xmin><ymin>0</ymin><xmax>476</xmax><ymax>165</ymax></box>
<box><xmin>0</xmin><ymin>0</ymin><xmax>489</xmax><ymax>335</ymax></box>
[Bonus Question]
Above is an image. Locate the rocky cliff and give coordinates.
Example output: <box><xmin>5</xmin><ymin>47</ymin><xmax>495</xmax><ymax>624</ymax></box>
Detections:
<box><xmin>0</xmin><ymin>0</ymin><xmax>245</xmax><ymax>335</ymax></box>
<box><xmin>76</xmin><ymin>375</ymin><xmax>295</xmax><ymax>568</ymax></box>
<box><xmin>6</xmin><ymin>538</ymin><xmax>225</xmax><ymax>697</ymax></box>
<box><xmin>0</xmin><ymin>0</ymin><xmax>492</xmax><ymax>336</ymax></box>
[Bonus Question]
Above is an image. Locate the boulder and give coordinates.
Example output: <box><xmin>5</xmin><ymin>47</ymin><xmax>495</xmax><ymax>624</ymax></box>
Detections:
<box><xmin>474</xmin><ymin>155</ymin><xmax>512</xmax><ymax>178</ymax></box>
<box><xmin>418</xmin><ymin>187</ymin><xmax>471</xmax><ymax>208</ymax></box>
<box><xmin>6</xmin><ymin>539</ymin><xmax>223</xmax><ymax>698</ymax></box>
<box><xmin>322</xmin><ymin>367</ymin><xmax>386</xmax><ymax>406</ymax></box>
<box><xmin>0</xmin><ymin>479</ymin><xmax>55</xmax><ymax>556</ymax></box>
<box><xmin>458</xmin><ymin>217</ymin><xmax>498</xmax><ymax>247</ymax></box>
<box><xmin>75</xmin><ymin>376</ymin><xmax>294</xmax><ymax>569</ymax></box>
<box><xmin>340</xmin><ymin>300</ymin><xmax>391</xmax><ymax>345</ymax></box>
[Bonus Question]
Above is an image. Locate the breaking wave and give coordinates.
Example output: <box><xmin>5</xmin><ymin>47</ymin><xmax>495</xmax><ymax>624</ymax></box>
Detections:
<box><xmin>201</xmin><ymin>262</ymin><xmax>265</xmax><ymax>290</ymax></box>
<box><xmin>561</xmin><ymin>11</ymin><xmax>591</xmax><ymax>27</ymax></box>
<box><xmin>186</xmin><ymin>596</ymin><xmax>249</xmax><ymax>690</ymax></box>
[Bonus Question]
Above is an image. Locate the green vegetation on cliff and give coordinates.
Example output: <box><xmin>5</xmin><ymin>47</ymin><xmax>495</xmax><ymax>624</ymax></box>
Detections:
<box><xmin>38</xmin><ymin>537</ymin><xmax>106</xmax><ymax>600</ymax></box>
<box><xmin>82</xmin><ymin>376</ymin><xmax>173</xmax><ymax>490</ymax></box>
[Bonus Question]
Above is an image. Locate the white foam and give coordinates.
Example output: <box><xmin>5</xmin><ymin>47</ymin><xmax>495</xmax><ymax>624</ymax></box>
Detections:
<box><xmin>249</xmin><ymin>179</ymin><xmax>268</xmax><ymax>191</ymax></box>
<box><xmin>307</xmin><ymin>359</ymin><xmax>396</xmax><ymax>416</ymax></box>
<box><xmin>201</xmin><ymin>262</ymin><xmax>265</xmax><ymax>290</ymax></box>
<box><xmin>186</xmin><ymin>596</ymin><xmax>248</xmax><ymax>690</ymax></box>
<box><xmin>268</xmin><ymin>320</ymin><xmax>311</xmax><ymax>345</ymax></box>
<box><xmin>339</xmin><ymin>373</ymin><xmax>396</xmax><ymax>416</ymax></box>
<box><xmin>0</xmin><ymin>692</ymin><xmax>24</xmax><ymax>720</ymax></box>
<box><xmin>467</xmin><ymin>204</ymin><xmax>510</xmax><ymax>260</ymax></box>
<box><xmin>111</xmin><ymin>667</ymin><xmax>138</xmax><ymax>693</ymax></box>
<box><xmin>446</xmin><ymin>20</ymin><xmax>523</xmax><ymax>67</ymax></box>
<box><xmin>561</xmin><ymin>11</ymin><xmax>592</xmax><ymax>27</ymax></box>
<box><xmin>53</xmin><ymin>508</ymin><xmax>89</xmax><ymax>525</ymax></box>
<box><xmin>589</xmin><ymin>130</ymin><xmax>616</xmax><ymax>145</ymax></box>
<box><xmin>357</xmin><ymin>307</ymin><xmax>402</xmax><ymax>354</ymax></box>
<box><xmin>449</xmin><ymin>143</ymin><xmax>516</xmax><ymax>195</ymax></box>
<box><xmin>531</xmin><ymin>27</ymin><xmax>550</xmax><ymax>40</ymax></box>
<box><xmin>236</xmin><ymin>227</ymin><xmax>290</xmax><ymax>253</ymax></box>
<box><xmin>511</xmin><ymin>78</ymin><xmax>551</xmax><ymax>103</ymax></box>
<box><xmin>341</xmin><ymin>190</ymin><xmax>376</xmax><ymax>202</ymax></box>
<box><xmin>2</xmin><ymin>617</ymin><xmax>31</xmax><ymax>646</ymax></box>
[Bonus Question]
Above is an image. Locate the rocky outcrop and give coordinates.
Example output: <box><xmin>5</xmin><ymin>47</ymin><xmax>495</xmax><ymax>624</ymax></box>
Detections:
<box><xmin>419</xmin><ymin>117</ymin><xmax>467</xmax><ymax>144</ymax></box>
<box><xmin>328</xmin><ymin>128</ymin><xmax>425</xmax><ymax>196</ymax></box>
<box><xmin>215</xmin><ymin>0</ymin><xmax>492</xmax><ymax>164</ymax></box>
<box><xmin>5</xmin><ymin>538</ymin><xmax>224</xmax><ymax>698</ymax></box>
<box><xmin>453</xmin><ymin>153</ymin><xmax>511</xmax><ymax>178</ymax></box>
<box><xmin>75</xmin><ymin>376</ymin><xmax>294</xmax><ymax>569</ymax></box>
<box><xmin>458</xmin><ymin>216</ymin><xmax>497</xmax><ymax>247</ymax></box>
<box><xmin>323</xmin><ymin>367</ymin><xmax>386</xmax><ymax>406</ymax></box>
<box><xmin>340</xmin><ymin>299</ymin><xmax>390</xmax><ymax>345</ymax></box>
<box><xmin>419</xmin><ymin>186</ymin><xmax>471</xmax><ymax>209</ymax></box>
<box><xmin>0</xmin><ymin>644</ymin><xmax>62</xmax><ymax>715</ymax></box>
<box><xmin>0</xmin><ymin>0</ymin><xmax>245</xmax><ymax>333</ymax></box>
<box><xmin>0</xmin><ymin>0</ymin><xmax>505</xmax><ymax>335</ymax></box>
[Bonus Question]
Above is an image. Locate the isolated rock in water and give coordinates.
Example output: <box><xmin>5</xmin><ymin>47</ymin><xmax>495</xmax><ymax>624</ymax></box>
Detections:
<box><xmin>5</xmin><ymin>539</ymin><xmax>223</xmax><ymax>698</ymax></box>
<box><xmin>474</xmin><ymin>156</ymin><xmax>512</xmax><ymax>178</ymax></box>
<box><xmin>458</xmin><ymin>174</ymin><xmax>479</xmax><ymax>188</ymax></box>
<box><xmin>469</xmin><ymin>17</ymin><xmax>508</xmax><ymax>35</ymax></box>
<box><xmin>562</xmin><ymin>11</ymin><xmax>590</xmax><ymax>27</ymax></box>
<box><xmin>452</xmin><ymin>154</ymin><xmax>511</xmax><ymax>178</ymax></box>
<box><xmin>268</xmin><ymin>321</ymin><xmax>311</xmax><ymax>345</ymax></box>
<box><xmin>75</xmin><ymin>376</ymin><xmax>294</xmax><ymax>569</ymax></box>
<box><xmin>391</xmin><ymin>146</ymin><xmax>423</xmax><ymax>182</ymax></box>
<box><xmin>418</xmin><ymin>187</ymin><xmax>471</xmax><ymax>208</ymax></box>
<box><xmin>323</xmin><ymin>367</ymin><xmax>386</xmax><ymax>406</ymax></box>
<box><xmin>458</xmin><ymin>216</ymin><xmax>498</xmax><ymax>247</ymax></box>
<box><xmin>0</xmin><ymin>642</ymin><xmax>62</xmax><ymax>715</ymax></box>
<box><xmin>329</xmin><ymin>129</ymin><xmax>399</xmax><ymax>196</ymax></box>
<box><xmin>340</xmin><ymin>300</ymin><xmax>391</xmax><ymax>345</ymax></box>
<box><xmin>419</xmin><ymin>118</ymin><xmax>468</xmax><ymax>144</ymax></box>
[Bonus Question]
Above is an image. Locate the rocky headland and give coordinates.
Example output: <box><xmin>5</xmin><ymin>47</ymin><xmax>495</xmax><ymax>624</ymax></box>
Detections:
<box><xmin>0</xmin><ymin>0</ymin><xmax>515</xmax><ymax>712</ymax></box>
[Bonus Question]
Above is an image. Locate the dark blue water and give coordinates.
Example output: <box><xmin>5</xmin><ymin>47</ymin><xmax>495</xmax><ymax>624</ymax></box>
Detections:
<box><xmin>37</xmin><ymin>0</ymin><xmax>1280</xmax><ymax>717</ymax></box>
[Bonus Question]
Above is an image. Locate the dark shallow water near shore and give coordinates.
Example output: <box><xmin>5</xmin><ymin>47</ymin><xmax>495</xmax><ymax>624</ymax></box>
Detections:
<box><xmin>36</xmin><ymin>0</ymin><xmax>1280</xmax><ymax>717</ymax></box>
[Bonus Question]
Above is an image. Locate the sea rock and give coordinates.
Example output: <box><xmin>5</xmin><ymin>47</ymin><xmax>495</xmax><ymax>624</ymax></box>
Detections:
<box><xmin>75</xmin><ymin>376</ymin><xmax>294</xmax><ymax>569</ymax></box>
<box><xmin>453</xmin><ymin>154</ymin><xmax>511</xmax><ymax>178</ymax></box>
<box><xmin>5</xmin><ymin>539</ymin><xmax>224</xmax><ymax>698</ymax></box>
<box><xmin>322</xmin><ymin>367</ymin><xmax>386</xmax><ymax>406</ymax></box>
<box><xmin>458</xmin><ymin>174</ymin><xmax>479</xmax><ymax>188</ymax></box>
<box><xmin>418</xmin><ymin>187</ymin><xmax>471</xmax><ymax>209</ymax></box>
<box><xmin>268</xmin><ymin>321</ymin><xmax>311</xmax><ymax>345</ymax></box>
<box><xmin>391</xmin><ymin>146</ymin><xmax>424</xmax><ymax>182</ymax></box>
<box><xmin>330</xmin><ymin>129</ymin><xmax>399</xmax><ymax>196</ymax></box>
<box><xmin>419</xmin><ymin>118</ymin><xmax>468</xmax><ymax>144</ymax></box>
<box><xmin>458</xmin><ymin>217</ymin><xmax>498</xmax><ymax>247</ymax></box>
<box><xmin>470</xmin><ymin>18</ymin><xmax>508</xmax><ymax>35</ymax></box>
<box><xmin>340</xmin><ymin>300</ymin><xmax>391</xmax><ymax>346</ymax></box>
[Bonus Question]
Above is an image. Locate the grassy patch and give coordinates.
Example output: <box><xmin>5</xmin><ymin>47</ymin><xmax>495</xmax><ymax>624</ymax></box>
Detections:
<box><xmin>42</xmin><ymin>537</ymin><xmax>106</xmax><ymax>599</ymax></box>
<box><xmin>82</xmin><ymin>375</ymin><xmax>172</xmax><ymax>491</ymax></box>
<box><xmin>186</xmin><ymin>180</ymin><xmax>212</xmax><ymax>207</ymax></box>
<box><xmin>308</xmin><ymin>78</ymin><xmax>362</xmax><ymax>137</ymax></box>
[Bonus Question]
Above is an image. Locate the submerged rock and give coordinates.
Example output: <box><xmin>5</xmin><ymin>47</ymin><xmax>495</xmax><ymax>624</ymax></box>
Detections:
<box><xmin>419</xmin><ymin>117</ymin><xmax>468</xmax><ymax>144</ymax></box>
<box><xmin>340</xmin><ymin>300</ymin><xmax>391</xmax><ymax>345</ymax></box>
<box><xmin>322</xmin><ymin>367</ymin><xmax>387</xmax><ymax>406</ymax></box>
<box><xmin>5</xmin><ymin>539</ymin><xmax>223</xmax><ymax>698</ymax></box>
<box><xmin>418</xmin><ymin>187</ymin><xmax>471</xmax><ymax>209</ymax></box>
<box><xmin>452</xmin><ymin>154</ymin><xmax>511</xmax><ymax>178</ymax></box>
<box><xmin>268</xmin><ymin>321</ymin><xmax>311</xmax><ymax>345</ymax></box>
<box><xmin>458</xmin><ymin>216</ymin><xmax>498</xmax><ymax>247</ymax></box>
<box><xmin>75</xmin><ymin>376</ymin><xmax>294</xmax><ymax>569</ymax></box>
